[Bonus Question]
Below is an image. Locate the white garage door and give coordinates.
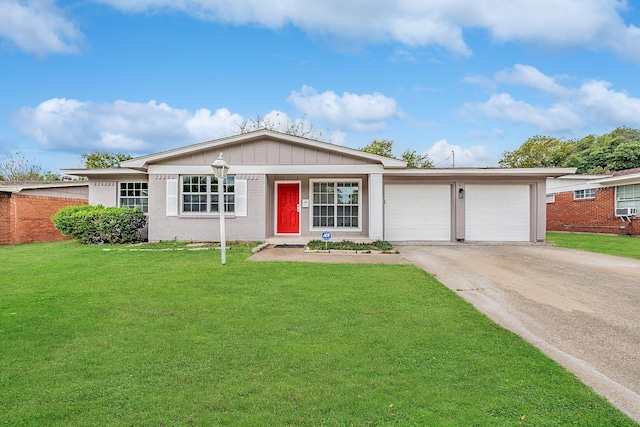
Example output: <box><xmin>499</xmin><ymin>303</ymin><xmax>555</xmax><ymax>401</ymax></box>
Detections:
<box><xmin>384</xmin><ymin>184</ymin><xmax>451</xmax><ymax>241</ymax></box>
<box><xmin>465</xmin><ymin>185</ymin><xmax>530</xmax><ymax>242</ymax></box>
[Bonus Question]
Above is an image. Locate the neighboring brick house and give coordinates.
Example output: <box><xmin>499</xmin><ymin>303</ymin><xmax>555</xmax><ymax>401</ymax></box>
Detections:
<box><xmin>0</xmin><ymin>181</ymin><xmax>88</xmax><ymax>245</ymax></box>
<box><xmin>546</xmin><ymin>168</ymin><xmax>640</xmax><ymax>235</ymax></box>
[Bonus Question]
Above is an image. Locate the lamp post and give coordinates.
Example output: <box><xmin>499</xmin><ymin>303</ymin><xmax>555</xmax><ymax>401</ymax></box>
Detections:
<box><xmin>211</xmin><ymin>153</ymin><xmax>229</xmax><ymax>265</ymax></box>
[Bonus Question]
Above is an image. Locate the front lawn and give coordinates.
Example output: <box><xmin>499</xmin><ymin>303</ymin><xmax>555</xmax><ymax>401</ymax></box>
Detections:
<box><xmin>0</xmin><ymin>241</ymin><xmax>635</xmax><ymax>426</ymax></box>
<box><xmin>547</xmin><ymin>231</ymin><xmax>640</xmax><ymax>259</ymax></box>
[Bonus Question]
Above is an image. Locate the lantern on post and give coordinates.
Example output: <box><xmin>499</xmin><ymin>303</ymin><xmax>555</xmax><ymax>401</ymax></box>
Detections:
<box><xmin>211</xmin><ymin>153</ymin><xmax>229</xmax><ymax>265</ymax></box>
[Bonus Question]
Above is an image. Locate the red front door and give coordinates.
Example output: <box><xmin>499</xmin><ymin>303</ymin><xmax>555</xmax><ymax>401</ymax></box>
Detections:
<box><xmin>277</xmin><ymin>183</ymin><xmax>300</xmax><ymax>234</ymax></box>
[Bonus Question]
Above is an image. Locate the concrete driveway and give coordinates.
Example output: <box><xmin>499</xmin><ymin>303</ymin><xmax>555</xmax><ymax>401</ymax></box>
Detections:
<box><xmin>399</xmin><ymin>244</ymin><xmax>640</xmax><ymax>423</ymax></box>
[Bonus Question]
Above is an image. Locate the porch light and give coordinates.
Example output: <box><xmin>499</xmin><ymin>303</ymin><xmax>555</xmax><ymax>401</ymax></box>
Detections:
<box><xmin>211</xmin><ymin>153</ymin><xmax>230</xmax><ymax>265</ymax></box>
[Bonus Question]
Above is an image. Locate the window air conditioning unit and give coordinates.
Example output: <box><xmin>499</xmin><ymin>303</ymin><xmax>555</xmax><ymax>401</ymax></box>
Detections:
<box><xmin>615</xmin><ymin>207</ymin><xmax>637</xmax><ymax>217</ymax></box>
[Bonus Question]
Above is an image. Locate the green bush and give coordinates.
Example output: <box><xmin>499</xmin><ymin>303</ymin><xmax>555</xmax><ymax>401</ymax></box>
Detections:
<box><xmin>52</xmin><ymin>205</ymin><xmax>147</xmax><ymax>244</ymax></box>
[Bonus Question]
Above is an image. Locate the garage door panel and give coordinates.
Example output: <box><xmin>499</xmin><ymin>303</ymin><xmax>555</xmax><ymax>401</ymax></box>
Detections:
<box><xmin>465</xmin><ymin>185</ymin><xmax>530</xmax><ymax>242</ymax></box>
<box><xmin>385</xmin><ymin>185</ymin><xmax>451</xmax><ymax>241</ymax></box>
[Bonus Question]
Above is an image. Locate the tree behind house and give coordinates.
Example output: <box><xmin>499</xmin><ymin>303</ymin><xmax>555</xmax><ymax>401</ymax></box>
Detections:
<box><xmin>0</xmin><ymin>152</ymin><xmax>60</xmax><ymax>181</ymax></box>
<box><xmin>361</xmin><ymin>139</ymin><xmax>433</xmax><ymax>168</ymax></box>
<box><xmin>82</xmin><ymin>152</ymin><xmax>133</xmax><ymax>168</ymax></box>
<box><xmin>499</xmin><ymin>127</ymin><xmax>640</xmax><ymax>173</ymax></box>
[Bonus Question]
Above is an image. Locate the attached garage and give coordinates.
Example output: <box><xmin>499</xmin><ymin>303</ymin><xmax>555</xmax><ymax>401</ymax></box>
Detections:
<box><xmin>465</xmin><ymin>184</ymin><xmax>531</xmax><ymax>242</ymax></box>
<box><xmin>384</xmin><ymin>184</ymin><xmax>451</xmax><ymax>241</ymax></box>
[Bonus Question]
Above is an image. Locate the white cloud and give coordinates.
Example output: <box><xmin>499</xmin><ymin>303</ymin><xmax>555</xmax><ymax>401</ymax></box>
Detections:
<box><xmin>495</xmin><ymin>64</ymin><xmax>573</xmax><ymax>97</ymax></box>
<box><xmin>577</xmin><ymin>80</ymin><xmax>640</xmax><ymax>124</ymax></box>
<box><xmin>288</xmin><ymin>85</ymin><xmax>400</xmax><ymax>132</ymax></box>
<box><xmin>426</xmin><ymin>139</ymin><xmax>491</xmax><ymax>167</ymax></box>
<box><xmin>468</xmin><ymin>93</ymin><xmax>583</xmax><ymax>132</ymax></box>
<box><xmin>0</xmin><ymin>0</ymin><xmax>82</xmax><ymax>55</ymax></box>
<box><xmin>5</xmin><ymin>1</ymin><xmax>640</xmax><ymax>61</ymax></box>
<box><xmin>13</xmin><ymin>98</ymin><xmax>244</xmax><ymax>153</ymax></box>
<box><xmin>90</xmin><ymin>0</ymin><xmax>640</xmax><ymax>62</ymax></box>
<box><xmin>326</xmin><ymin>130</ymin><xmax>346</xmax><ymax>145</ymax></box>
<box><xmin>465</xmin><ymin>65</ymin><xmax>640</xmax><ymax>132</ymax></box>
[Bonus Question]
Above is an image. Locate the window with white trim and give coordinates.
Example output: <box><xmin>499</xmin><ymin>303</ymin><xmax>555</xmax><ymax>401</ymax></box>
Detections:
<box><xmin>119</xmin><ymin>182</ymin><xmax>148</xmax><ymax>213</ymax></box>
<box><xmin>574</xmin><ymin>188</ymin><xmax>595</xmax><ymax>200</ymax></box>
<box><xmin>311</xmin><ymin>180</ymin><xmax>360</xmax><ymax>229</ymax></box>
<box><xmin>181</xmin><ymin>175</ymin><xmax>235</xmax><ymax>213</ymax></box>
<box><xmin>616</xmin><ymin>184</ymin><xmax>640</xmax><ymax>211</ymax></box>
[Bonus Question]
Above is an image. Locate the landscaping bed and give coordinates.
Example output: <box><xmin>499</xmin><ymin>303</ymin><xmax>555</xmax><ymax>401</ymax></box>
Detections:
<box><xmin>305</xmin><ymin>239</ymin><xmax>397</xmax><ymax>253</ymax></box>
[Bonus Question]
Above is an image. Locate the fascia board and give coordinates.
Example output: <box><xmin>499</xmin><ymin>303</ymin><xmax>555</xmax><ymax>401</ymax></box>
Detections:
<box><xmin>593</xmin><ymin>173</ymin><xmax>640</xmax><ymax>186</ymax></box>
<box><xmin>385</xmin><ymin>167</ymin><xmax>577</xmax><ymax>178</ymax></box>
<box><xmin>0</xmin><ymin>181</ymin><xmax>89</xmax><ymax>193</ymax></box>
<box><xmin>61</xmin><ymin>168</ymin><xmax>147</xmax><ymax>177</ymax></box>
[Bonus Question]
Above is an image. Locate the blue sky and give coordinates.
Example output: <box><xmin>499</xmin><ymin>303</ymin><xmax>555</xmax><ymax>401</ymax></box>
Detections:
<box><xmin>2</xmin><ymin>1</ymin><xmax>640</xmax><ymax>173</ymax></box>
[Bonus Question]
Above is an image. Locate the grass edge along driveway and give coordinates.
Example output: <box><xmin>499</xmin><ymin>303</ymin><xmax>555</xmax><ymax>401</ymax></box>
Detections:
<box><xmin>0</xmin><ymin>241</ymin><xmax>636</xmax><ymax>426</ymax></box>
<box><xmin>547</xmin><ymin>231</ymin><xmax>640</xmax><ymax>260</ymax></box>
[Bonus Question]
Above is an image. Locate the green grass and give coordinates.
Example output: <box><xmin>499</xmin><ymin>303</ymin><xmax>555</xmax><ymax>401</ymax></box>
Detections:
<box><xmin>0</xmin><ymin>241</ymin><xmax>636</xmax><ymax>426</ymax></box>
<box><xmin>547</xmin><ymin>231</ymin><xmax>640</xmax><ymax>259</ymax></box>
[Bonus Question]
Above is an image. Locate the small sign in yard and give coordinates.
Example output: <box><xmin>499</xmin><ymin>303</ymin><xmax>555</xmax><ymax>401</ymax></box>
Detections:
<box><xmin>321</xmin><ymin>231</ymin><xmax>332</xmax><ymax>250</ymax></box>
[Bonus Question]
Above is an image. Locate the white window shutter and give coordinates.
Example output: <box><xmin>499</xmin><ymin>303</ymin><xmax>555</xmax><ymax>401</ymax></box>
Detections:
<box><xmin>235</xmin><ymin>179</ymin><xmax>247</xmax><ymax>217</ymax></box>
<box><xmin>166</xmin><ymin>179</ymin><xmax>178</xmax><ymax>216</ymax></box>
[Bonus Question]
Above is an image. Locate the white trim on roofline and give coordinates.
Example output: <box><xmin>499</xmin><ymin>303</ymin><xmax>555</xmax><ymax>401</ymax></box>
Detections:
<box><xmin>148</xmin><ymin>164</ymin><xmax>386</xmax><ymax>175</ymax></box>
<box><xmin>385</xmin><ymin>167</ymin><xmax>576</xmax><ymax>178</ymax></box>
<box><xmin>592</xmin><ymin>173</ymin><xmax>640</xmax><ymax>186</ymax></box>
<box><xmin>60</xmin><ymin>168</ymin><xmax>147</xmax><ymax>177</ymax></box>
<box><xmin>0</xmin><ymin>181</ymin><xmax>89</xmax><ymax>193</ymax></box>
<box><xmin>119</xmin><ymin>130</ymin><xmax>407</xmax><ymax>169</ymax></box>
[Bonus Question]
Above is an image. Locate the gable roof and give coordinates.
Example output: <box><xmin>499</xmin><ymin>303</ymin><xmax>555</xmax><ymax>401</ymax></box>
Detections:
<box><xmin>120</xmin><ymin>129</ymin><xmax>408</xmax><ymax>169</ymax></box>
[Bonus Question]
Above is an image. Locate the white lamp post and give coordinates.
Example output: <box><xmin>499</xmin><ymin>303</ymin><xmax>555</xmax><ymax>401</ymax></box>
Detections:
<box><xmin>211</xmin><ymin>153</ymin><xmax>229</xmax><ymax>265</ymax></box>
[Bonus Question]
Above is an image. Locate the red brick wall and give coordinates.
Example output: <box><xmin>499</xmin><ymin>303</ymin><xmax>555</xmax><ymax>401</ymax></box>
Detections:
<box><xmin>0</xmin><ymin>194</ymin><xmax>88</xmax><ymax>244</ymax></box>
<box><xmin>0</xmin><ymin>193</ymin><xmax>13</xmax><ymax>245</ymax></box>
<box><xmin>547</xmin><ymin>187</ymin><xmax>639</xmax><ymax>235</ymax></box>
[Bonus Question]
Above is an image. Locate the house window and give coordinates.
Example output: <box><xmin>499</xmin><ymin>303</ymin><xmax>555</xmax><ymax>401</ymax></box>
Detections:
<box><xmin>546</xmin><ymin>193</ymin><xmax>555</xmax><ymax>203</ymax></box>
<box><xmin>616</xmin><ymin>184</ymin><xmax>640</xmax><ymax>211</ymax></box>
<box><xmin>574</xmin><ymin>189</ymin><xmax>595</xmax><ymax>200</ymax></box>
<box><xmin>311</xmin><ymin>180</ymin><xmax>360</xmax><ymax>229</ymax></box>
<box><xmin>119</xmin><ymin>182</ymin><xmax>148</xmax><ymax>213</ymax></box>
<box><xmin>181</xmin><ymin>175</ymin><xmax>235</xmax><ymax>213</ymax></box>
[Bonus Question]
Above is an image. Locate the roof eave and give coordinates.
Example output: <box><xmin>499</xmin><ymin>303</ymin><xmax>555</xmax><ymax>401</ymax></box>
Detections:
<box><xmin>0</xmin><ymin>181</ymin><xmax>89</xmax><ymax>193</ymax></box>
<box><xmin>386</xmin><ymin>167</ymin><xmax>577</xmax><ymax>178</ymax></box>
<box><xmin>593</xmin><ymin>173</ymin><xmax>640</xmax><ymax>185</ymax></box>
<box><xmin>61</xmin><ymin>168</ymin><xmax>147</xmax><ymax>177</ymax></box>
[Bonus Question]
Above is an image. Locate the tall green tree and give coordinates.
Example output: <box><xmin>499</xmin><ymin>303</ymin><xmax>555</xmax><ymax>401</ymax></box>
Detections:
<box><xmin>564</xmin><ymin>126</ymin><xmax>640</xmax><ymax>173</ymax></box>
<box><xmin>401</xmin><ymin>149</ymin><xmax>434</xmax><ymax>168</ymax></box>
<box><xmin>0</xmin><ymin>152</ymin><xmax>60</xmax><ymax>181</ymax></box>
<box><xmin>500</xmin><ymin>127</ymin><xmax>640</xmax><ymax>173</ymax></box>
<box><xmin>499</xmin><ymin>136</ymin><xmax>575</xmax><ymax>168</ymax></box>
<box><xmin>361</xmin><ymin>140</ymin><xmax>433</xmax><ymax>169</ymax></box>
<box><xmin>361</xmin><ymin>139</ymin><xmax>394</xmax><ymax>158</ymax></box>
<box><xmin>81</xmin><ymin>151</ymin><xmax>132</xmax><ymax>168</ymax></box>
